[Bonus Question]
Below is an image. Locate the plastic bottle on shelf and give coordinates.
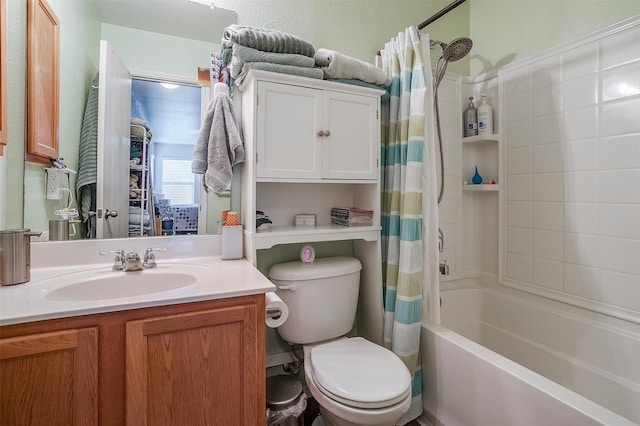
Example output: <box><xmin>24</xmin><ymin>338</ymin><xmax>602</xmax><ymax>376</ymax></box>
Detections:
<box><xmin>477</xmin><ymin>94</ymin><xmax>493</xmax><ymax>135</ymax></box>
<box><xmin>464</xmin><ymin>97</ymin><xmax>478</xmax><ymax>137</ymax></box>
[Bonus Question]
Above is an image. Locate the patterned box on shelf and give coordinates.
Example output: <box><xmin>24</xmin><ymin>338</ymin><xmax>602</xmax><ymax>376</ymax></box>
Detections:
<box><xmin>169</xmin><ymin>205</ymin><xmax>198</xmax><ymax>233</ymax></box>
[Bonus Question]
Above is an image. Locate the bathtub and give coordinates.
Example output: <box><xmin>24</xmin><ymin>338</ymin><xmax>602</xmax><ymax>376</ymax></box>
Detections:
<box><xmin>421</xmin><ymin>278</ymin><xmax>640</xmax><ymax>426</ymax></box>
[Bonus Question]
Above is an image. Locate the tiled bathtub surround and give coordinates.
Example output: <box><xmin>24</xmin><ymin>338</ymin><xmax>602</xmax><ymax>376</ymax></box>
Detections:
<box><xmin>435</xmin><ymin>76</ymin><xmax>461</xmax><ymax>276</ymax></box>
<box><xmin>503</xmin><ymin>19</ymin><xmax>640</xmax><ymax>317</ymax></box>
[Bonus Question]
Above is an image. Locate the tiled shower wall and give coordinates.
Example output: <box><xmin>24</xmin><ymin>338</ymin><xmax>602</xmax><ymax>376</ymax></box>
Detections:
<box><xmin>502</xmin><ymin>20</ymin><xmax>640</xmax><ymax>316</ymax></box>
<box><xmin>435</xmin><ymin>75</ymin><xmax>461</xmax><ymax>277</ymax></box>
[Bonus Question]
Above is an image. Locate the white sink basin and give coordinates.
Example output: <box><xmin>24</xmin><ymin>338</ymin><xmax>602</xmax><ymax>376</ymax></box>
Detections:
<box><xmin>44</xmin><ymin>269</ymin><xmax>199</xmax><ymax>301</ymax></box>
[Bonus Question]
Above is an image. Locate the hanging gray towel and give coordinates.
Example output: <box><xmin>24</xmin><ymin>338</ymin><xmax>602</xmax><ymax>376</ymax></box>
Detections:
<box><xmin>192</xmin><ymin>83</ymin><xmax>245</xmax><ymax>194</ymax></box>
<box><xmin>75</xmin><ymin>72</ymin><xmax>99</xmax><ymax>238</ymax></box>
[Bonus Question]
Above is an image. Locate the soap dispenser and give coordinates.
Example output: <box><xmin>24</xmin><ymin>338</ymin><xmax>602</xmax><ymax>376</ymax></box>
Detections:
<box><xmin>464</xmin><ymin>97</ymin><xmax>478</xmax><ymax>137</ymax></box>
<box><xmin>478</xmin><ymin>94</ymin><xmax>493</xmax><ymax>135</ymax></box>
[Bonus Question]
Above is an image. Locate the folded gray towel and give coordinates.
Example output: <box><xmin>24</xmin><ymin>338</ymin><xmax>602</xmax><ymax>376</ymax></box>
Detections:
<box><xmin>235</xmin><ymin>62</ymin><xmax>324</xmax><ymax>85</ymax></box>
<box><xmin>192</xmin><ymin>88</ymin><xmax>245</xmax><ymax>194</ymax></box>
<box><xmin>223</xmin><ymin>24</ymin><xmax>315</xmax><ymax>58</ymax></box>
<box><xmin>230</xmin><ymin>44</ymin><xmax>316</xmax><ymax>78</ymax></box>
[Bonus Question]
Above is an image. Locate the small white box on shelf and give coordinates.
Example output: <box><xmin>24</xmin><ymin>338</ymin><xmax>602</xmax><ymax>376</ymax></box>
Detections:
<box><xmin>294</xmin><ymin>214</ymin><xmax>317</xmax><ymax>226</ymax></box>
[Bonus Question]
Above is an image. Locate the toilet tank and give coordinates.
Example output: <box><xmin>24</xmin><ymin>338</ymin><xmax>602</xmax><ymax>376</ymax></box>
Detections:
<box><xmin>269</xmin><ymin>256</ymin><xmax>362</xmax><ymax>345</ymax></box>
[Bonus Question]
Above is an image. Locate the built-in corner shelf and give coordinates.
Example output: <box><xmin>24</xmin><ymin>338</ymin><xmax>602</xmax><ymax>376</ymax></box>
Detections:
<box><xmin>462</xmin><ymin>133</ymin><xmax>500</xmax><ymax>144</ymax></box>
<box><xmin>463</xmin><ymin>184</ymin><xmax>500</xmax><ymax>192</ymax></box>
<box><xmin>461</xmin><ymin>133</ymin><xmax>500</xmax><ymax>194</ymax></box>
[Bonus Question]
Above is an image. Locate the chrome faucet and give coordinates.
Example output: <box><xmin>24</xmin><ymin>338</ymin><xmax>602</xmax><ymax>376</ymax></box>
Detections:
<box><xmin>100</xmin><ymin>247</ymin><xmax>167</xmax><ymax>271</ymax></box>
<box><xmin>142</xmin><ymin>247</ymin><xmax>167</xmax><ymax>269</ymax></box>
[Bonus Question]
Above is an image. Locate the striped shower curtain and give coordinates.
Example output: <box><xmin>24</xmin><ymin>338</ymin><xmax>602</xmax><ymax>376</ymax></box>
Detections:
<box><xmin>380</xmin><ymin>26</ymin><xmax>438</xmax><ymax>424</ymax></box>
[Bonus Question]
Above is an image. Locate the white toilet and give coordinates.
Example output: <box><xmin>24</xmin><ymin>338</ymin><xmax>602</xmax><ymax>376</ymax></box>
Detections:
<box><xmin>269</xmin><ymin>256</ymin><xmax>412</xmax><ymax>426</ymax></box>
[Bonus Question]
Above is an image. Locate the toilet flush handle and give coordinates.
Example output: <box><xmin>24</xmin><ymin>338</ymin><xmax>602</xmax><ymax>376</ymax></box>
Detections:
<box><xmin>278</xmin><ymin>284</ymin><xmax>297</xmax><ymax>291</ymax></box>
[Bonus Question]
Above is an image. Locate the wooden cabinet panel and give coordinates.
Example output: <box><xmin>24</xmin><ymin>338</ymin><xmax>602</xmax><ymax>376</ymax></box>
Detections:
<box><xmin>26</xmin><ymin>0</ymin><xmax>59</xmax><ymax>164</ymax></box>
<box><xmin>0</xmin><ymin>327</ymin><xmax>99</xmax><ymax>425</ymax></box>
<box><xmin>0</xmin><ymin>0</ymin><xmax>6</xmax><ymax>153</ymax></box>
<box><xmin>0</xmin><ymin>295</ymin><xmax>265</xmax><ymax>426</ymax></box>
<box><xmin>126</xmin><ymin>301</ymin><xmax>264</xmax><ymax>426</ymax></box>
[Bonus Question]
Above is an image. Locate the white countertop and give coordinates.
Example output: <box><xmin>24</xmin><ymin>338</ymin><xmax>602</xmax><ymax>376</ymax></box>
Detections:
<box><xmin>0</xmin><ymin>235</ymin><xmax>276</xmax><ymax>326</ymax></box>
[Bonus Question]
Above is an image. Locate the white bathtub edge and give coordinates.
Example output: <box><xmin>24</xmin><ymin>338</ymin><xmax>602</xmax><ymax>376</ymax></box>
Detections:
<box><xmin>421</xmin><ymin>319</ymin><xmax>637</xmax><ymax>426</ymax></box>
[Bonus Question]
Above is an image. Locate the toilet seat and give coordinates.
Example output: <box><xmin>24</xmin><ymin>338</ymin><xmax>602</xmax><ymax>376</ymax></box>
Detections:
<box><xmin>309</xmin><ymin>337</ymin><xmax>411</xmax><ymax>409</ymax></box>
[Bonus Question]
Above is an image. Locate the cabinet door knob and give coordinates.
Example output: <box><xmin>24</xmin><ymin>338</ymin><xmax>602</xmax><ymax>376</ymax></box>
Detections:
<box><xmin>324</xmin><ymin>130</ymin><xmax>330</xmax><ymax>137</ymax></box>
<box><xmin>317</xmin><ymin>130</ymin><xmax>324</xmax><ymax>137</ymax></box>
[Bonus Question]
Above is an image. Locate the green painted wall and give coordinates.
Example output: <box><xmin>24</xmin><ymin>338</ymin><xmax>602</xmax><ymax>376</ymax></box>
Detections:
<box><xmin>470</xmin><ymin>1</ymin><xmax>640</xmax><ymax>75</ymax></box>
<box><xmin>22</xmin><ymin>0</ymin><xmax>101</xmax><ymax>234</ymax></box>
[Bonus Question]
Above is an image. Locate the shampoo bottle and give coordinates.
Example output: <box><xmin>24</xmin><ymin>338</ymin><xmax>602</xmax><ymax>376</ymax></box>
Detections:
<box><xmin>464</xmin><ymin>97</ymin><xmax>478</xmax><ymax>137</ymax></box>
<box><xmin>478</xmin><ymin>94</ymin><xmax>493</xmax><ymax>135</ymax></box>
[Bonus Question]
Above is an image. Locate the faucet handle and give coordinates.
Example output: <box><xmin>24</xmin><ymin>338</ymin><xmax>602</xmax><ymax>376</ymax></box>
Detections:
<box><xmin>143</xmin><ymin>247</ymin><xmax>167</xmax><ymax>269</ymax></box>
<box><xmin>99</xmin><ymin>249</ymin><xmax>126</xmax><ymax>271</ymax></box>
<box><xmin>99</xmin><ymin>249</ymin><xmax>125</xmax><ymax>258</ymax></box>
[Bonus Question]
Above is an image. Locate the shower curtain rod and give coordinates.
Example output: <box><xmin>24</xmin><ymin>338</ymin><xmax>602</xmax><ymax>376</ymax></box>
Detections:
<box><xmin>417</xmin><ymin>0</ymin><xmax>467</xmax><ymax>30</ymax></box>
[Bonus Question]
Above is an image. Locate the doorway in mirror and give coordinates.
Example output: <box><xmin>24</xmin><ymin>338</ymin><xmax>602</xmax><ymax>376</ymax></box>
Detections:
<box><xmin>131</xmin><ymin>78</ymin><xmax>202</xmax><ymax>236</ymax></box>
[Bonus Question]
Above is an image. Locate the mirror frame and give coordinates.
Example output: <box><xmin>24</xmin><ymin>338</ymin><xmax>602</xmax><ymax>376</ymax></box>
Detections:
<box><xmin>0</xmin><ymin>0</ymin><xmax>7</xmax><ymax>152</ymax></box>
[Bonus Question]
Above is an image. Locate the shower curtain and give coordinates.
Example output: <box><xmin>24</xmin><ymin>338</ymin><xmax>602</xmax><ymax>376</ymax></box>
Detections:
<box><xmin>380</xmin><ymin>26</ymin><xmax>440</xmax><ymax>424</ymax></box>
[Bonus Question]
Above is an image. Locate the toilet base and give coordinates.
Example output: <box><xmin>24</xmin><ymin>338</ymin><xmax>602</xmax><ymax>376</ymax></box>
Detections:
<box><xmin>317</xmin><ymin>405</ymin><xmax>406</xmax><ymax>426</ymax></box>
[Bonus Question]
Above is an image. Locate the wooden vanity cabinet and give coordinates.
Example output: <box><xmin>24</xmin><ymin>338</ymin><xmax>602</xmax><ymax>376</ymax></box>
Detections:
<box><xmin>0</xmin><ymin>294</ymin><xmax>266</xmax><ymax>426</ymax></box>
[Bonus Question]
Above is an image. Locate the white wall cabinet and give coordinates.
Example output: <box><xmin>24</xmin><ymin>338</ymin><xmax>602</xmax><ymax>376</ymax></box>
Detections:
<box><xmin>239</xmin><ymin>71</ymin><xmax>385</xmax><ymax>255</ymax></box>
<box><xmin>256</xmin><ymin>81</ymin><xmax>378</xmax><ymax>180</ymax></box>
<box><xmin>237</xmin><ymin>70</ymin><xmax>385</xmax><ymax>343</ymax></box>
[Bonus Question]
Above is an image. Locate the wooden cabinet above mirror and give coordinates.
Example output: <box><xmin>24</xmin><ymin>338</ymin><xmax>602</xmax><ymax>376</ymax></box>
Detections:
<box><xmin>26</xmin><ymin>0</ymin><xmax>59</xmax><ymax>164</ymax></box>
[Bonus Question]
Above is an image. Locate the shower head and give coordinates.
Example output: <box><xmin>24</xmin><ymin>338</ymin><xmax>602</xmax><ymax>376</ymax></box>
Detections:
<box><xmin>443</xmin><ymin>37</ymin><xmax>473</xmax><ymax>61</ymax></box>
<box><xmin>431</xmin><ymin>37</ymin><xmax>473</xmax><ymax>62</ymax></box>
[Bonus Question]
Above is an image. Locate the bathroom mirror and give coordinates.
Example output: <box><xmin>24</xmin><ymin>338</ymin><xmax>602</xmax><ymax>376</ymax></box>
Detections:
<box><xmin>18</xmin><ymin>0</ymin><xmax>236</xmax><ymax>240</ymax></box>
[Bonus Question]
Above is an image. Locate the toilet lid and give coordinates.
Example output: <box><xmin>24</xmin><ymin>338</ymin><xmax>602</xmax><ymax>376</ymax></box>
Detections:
<box><xmin>310</xmin><ymin>337</ymin><xmax>411</xmax><ymax>409</ymax></box>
